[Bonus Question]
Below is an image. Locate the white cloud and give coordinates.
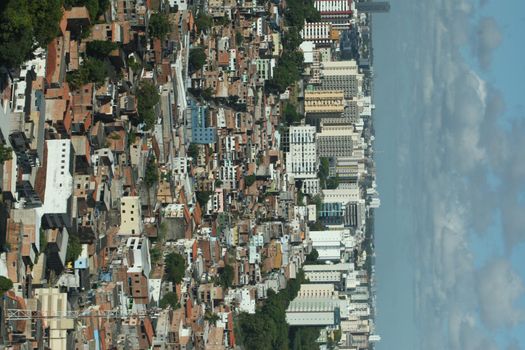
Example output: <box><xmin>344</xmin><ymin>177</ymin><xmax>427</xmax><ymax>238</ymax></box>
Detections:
<box><xmin>477</xmin><ymin>259</ymin><xmax>525</xmax><ymax>329</ymax></box>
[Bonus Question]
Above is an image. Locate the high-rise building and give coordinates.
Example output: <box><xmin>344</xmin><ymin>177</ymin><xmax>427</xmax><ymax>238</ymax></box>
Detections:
<box><xmin>317</xmin><ymin>60</ymin><xmax>363</xmax><ymax>99</ymax></box>
<box><xmin>301</xmin><ymin>22</ymin><xmax>334</xmax><ymax>46</ymax></box>
<box><xmin>314</xmin><ymin>0</ymin><xmax>353</xmax><ymax>29</ymax></box>
<box><xmin>317</xmin><ymin>124</ymin><xmax>354</xmax><ymax>158</ymax></box>
<box><xmin>286</xmin><ymin>126</ymin><xmax>319</xmax><ymax>194</ymax></box>
<box><xmin>355</xmin><ymin>1</ymin><xmax>391</xmax><ymax>13</ymax></box>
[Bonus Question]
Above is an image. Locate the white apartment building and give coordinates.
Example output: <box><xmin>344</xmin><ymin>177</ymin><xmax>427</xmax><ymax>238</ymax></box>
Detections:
<box><xmin>318</xmin><ymin>60</ymin><xmax>363</xmax><ymax>98</ymax></box>
<box><xmin>286</xmin><ymin>126</ymin><xmax>319</xmax><ymax>195</ymax></box>
<box><xmin>303</xmin><ymin>263</ymin><xmax>354</xmax><ymax>283</ymax></box>
<box><xmin>317</xmin><ymin>124</ymin><xmax>355</xmax><ymax>158</ymax></box>
<box><xmin>120</xmin><ymin>196</ymin><xmax>142</xmax><ymax>235</ymax></box>
<box><xmin>39</xmin><ymin>140</ymin><xmax>74</xmax><ymax>229</ymax></box>
<box><xmin>309</xmin><ymin>229</ymin><xmax>356</xmax><ymax>260</ymax></box>
<box><xmin>126</xmin><ymin>236</ymin><xmax>151</xmax><ymax>278</ymax></box>
<box><xmin>301</xmin><ymin>22</ymin><xmax>333</xmax><ymax>46</ymax></box>
<box><xmin>322</xmin><ymin>184</ymin><xmax>361</xmax><ymax>203</ymax></box>
<box><xmin>286</xmin><ymin>284</ymin><xmax>349</xmax><ymax>326</ymax></box>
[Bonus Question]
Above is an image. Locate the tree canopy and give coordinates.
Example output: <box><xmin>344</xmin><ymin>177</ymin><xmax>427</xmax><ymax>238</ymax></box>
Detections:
<box><xmin>283</xmin><ymin>103</ymin><xmax>302</xmax><ymax>125</ymax></box>
<box><xmin>159</xmin><ymin>291</ymin><xmax>180</xmax><ymax>309</ymax></box>
<box><xmin>195</xmin><ymin>13</ymin><xmax>213</xmax><ymax>33</ymax></box>
<box><xmin>0</xmin><ymin>144</ymin><xmax>13</xmax><ymax>164</ymax></box>
<box><xmin>0</xmin><ymin>0</ymin><xmax>50</xmax><ymax>68</ymax></box>
<box><xmin>187</xmin><ymin>143</ymin><xmax>199</xmax><ymax>160</ymax></box>
<box><xmin>218</xmin><ymin>264</ymin><xmax>234</xmax><ymax>289</ymax></box>
<box><xmin>144</xmin><ymin>155</ymin><xmax>159</xmax><ymax>188</ymax></box>
<box><xmin>66</xmin><ymin>233</ymin><xmax>82</xmax><ymax>263</ymax></box>
<box><xmin>244</xmin><ymin>174</ymin><xmax>256</xmax><ymax>187</ymax></box>
<box><xmin>304</xmin><ymin>249</ymin><xmax>319</xmax><ymax>264</ymax></box>
<box><xmin>189</xmin><ymin>47</ymin><xmax>206</xmax><ymax>72</ymax></box>
<box><xmin>65</xmin><ymin>0</ymin><xmax>109</xmax><ymax>21</ymax></box>
<box><xmin>66</xmin><ymin>58</ymin><xmax>108</xmax><ymax>90</ymax></box>
<box><xmin>136</xmin><ymin>80</ymin><xmax>160</xmax><ymax>130</ymax></box>
<box><xmin>237</xmin><ymin>271</ymin><xmax>310</xmax><ymax>350</ymax></box>
<box><xmin>0</xmin><ymin>276</ymin><xmax>13</xmax><ymax>296</ymax></box>
<box><xmin>165</xmin><ymin>252</ymin><xmax>185</xmax><ymax>284</ymax></box>
<box><xmin>149</xmin><ymin>13</ymin><xmax>170</xmax><ymax>39</ymax></box>
<box><xmin>196</xmin><ymin>191</ymin><xmax>212</xmax><ymax>208</ymax></box>
<box><xmin>86</xmin><ymin>40</ymin><xmax>118</xmax><ymax>59</ymax></box>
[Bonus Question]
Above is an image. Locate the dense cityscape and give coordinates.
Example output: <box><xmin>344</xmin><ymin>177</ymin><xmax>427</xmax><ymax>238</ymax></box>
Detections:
<box><xmin>0</xmin><ymin>0</ymin><xmax>387</xmax><ymax>349</ymax></box>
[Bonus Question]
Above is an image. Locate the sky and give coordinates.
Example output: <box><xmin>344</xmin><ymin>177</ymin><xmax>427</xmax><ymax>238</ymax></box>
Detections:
<box><xmin>373</xmin><ymin>0</ymin><xmax>525</xmax><ymax>349</ymax></box>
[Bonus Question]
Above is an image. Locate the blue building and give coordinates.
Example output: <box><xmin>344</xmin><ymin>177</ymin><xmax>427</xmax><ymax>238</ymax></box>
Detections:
<box><xmin>189</xmin><ymin>100</ymin><xmax>216</xmax><ymax>144</ymax></box>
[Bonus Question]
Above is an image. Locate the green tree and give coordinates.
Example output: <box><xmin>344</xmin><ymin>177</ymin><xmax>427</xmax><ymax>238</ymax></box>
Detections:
<box><xmin>30</xmin><ymin>0</ymin><xmax>64</xmax><ymax>47</ymax></box>
<box><xmin>204</xmin><ymin>311</ymin><xmax>220</xmax><ymax>325</ymax></box>
<box><xmin>149</xmin><ymin>13</ymin><xmax>170</xmax><ymax>39</ymax></box>
<box><xmin>165</xmin><ymin>252</ymin><xmax>185</xmax><ymax>283</ymax></box>
<box><xmin>187</xmin><ymin>143</ymin><xmax>199</xmax><ymax>160</ymax></box>
<box><xmin>308</xmin><ymin>220</ymin><xmax>325</xmax><ymax>231</ymax></box>
<box><xmin>244</xmin><ymin>175</ymin><xmax>256</xmax><ymax>187</ymax></box>
<box><xmin>189</xmin><ymin>47</ymin><xmax>206</xmax><ymax>71</ymax></box>
<box><xmin>150</xmin><ymin>247</ymin><xmax>162</xmax><ymax>265</ymax></box>
<box><xmin>0</xmin><ymin>0</ymin><xmax>34</xmax><ymax>69</ymax></box>
<box><xmin>283</xmin><ymin>103</ymin><xmax>302</xmax><ymax>125</ymax></box>
<box><xmin>86</xmin><ymin>40</ymin><xmax>118</xmax><ymax>58</ymax></box>
<box><xmin>305</xmin><ymin>249</ymin><xmax>319</xmax><ymax>264</ymax></box>
<box><xmin>67</xmin><ymin>58</ymin><xmax>108</xmax><ymax>89</ymax></box>
<box><xmin>144</xmin><ymin>155</ymin><xmax>159</xmax><ymax>188</ymax></box>
<box><xmin>195</xmin><ymin>13</ymin><xmax>213</xmax><ymax>33</ymax></box>
<box><xmin>218</xmin><ymin>264</ymin><xmax>234</xmax><ymax>289</ymax></box>
<box><xmin>0</xmin><ymin>276</ymin><xmax>13</xmax><ymax>296</ymax></box>
<box><xmin>65</xmin><ymin>0</ymin><xmax>106</xmax><ymax>21</ymax></box>
<box><xmin>235</xmin><ymin>31</ymin><xmax>244</xmax><ymax>46</ymax></box>
<box><xmin>196</xmin><ymin>191</ymin><xmax>212</xmax><ymax>208</ymax></box>
<box><xmin>283</xmin><ymin>27</ymin><xmax>302</xmax><ymax>51</ymax></box>
<box><xmin>326</xmin><ymin>175</ymin><xmax>340</xmax><ymax>189</ymax></box>
<box><xmin>136</xmin><ymin>80</ymin><xmax>160</xmax><ymax>130</ymax></box>
<box><xmin>66</xmin><ymin>233</ymin><xmax>82</xmax><ymax>262</ymax></box>
<box><xmin>0</xmin><ymin>144</ymin><xmax>13</xmax><ymax>164</ymax></box>
<box><xmin>159</xmin><ymin>291</ymin><xmax>179</xmax><ymax>309</ymax></box>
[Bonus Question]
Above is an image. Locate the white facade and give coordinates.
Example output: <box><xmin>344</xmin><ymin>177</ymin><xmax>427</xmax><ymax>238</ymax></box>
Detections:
<box><xmin>286</xmin><ymin>126</ymin><xmax>319</xmax><ymax>195</ymax></box>
<box><xmin>309</xmin><ymin>229</ymin><xmax>355</xmax><ymax>260</ymax></box>
<box><xmin>39</xmin><ymin>140</ymin><xmax>74</xmax><ymax>228</ymax></box>
<box><xmin>126</xmin><ymin>236</ymin><xmax>151</xmax><ymax>278</ymax></box>
<box><xmin>301</xmin><ymin>22</ymin><xmax>332</xmax><ymax>45</ymax></box>
<box><xmin>120</xmin><ymin>196</ymin><xmax>143</xmax><ymax>235</ymax></box>
<box><xmin>317</xmin><ymin>124</ymin><xmax>355</xmax><ymax>157</ymax></box>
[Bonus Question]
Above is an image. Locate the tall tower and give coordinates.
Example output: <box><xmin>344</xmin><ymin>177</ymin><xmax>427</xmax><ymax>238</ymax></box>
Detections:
<box><xmin>355</xmin><ymin>1</ymin><xmax>391</xmax><ymax>13</ymax></box>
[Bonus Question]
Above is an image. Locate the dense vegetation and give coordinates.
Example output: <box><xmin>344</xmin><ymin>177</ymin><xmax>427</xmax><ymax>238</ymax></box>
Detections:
<box><xmin>86</xmin><ymin>40</ymin><xmax>118</xmax><ymax>59</ymax></box>
<box><xmin>144</xmin><ymin>155</ymin><xmax>159</xmax><ymax>188</ymax></box>
<box><xmin>237</xmin><ymin>271</ymin><xmax>318</xmax><ymax>350</ymax></box>
<box><xmin>195</xmin><ymin>13</ymin><xmax>213</xmax><ymax>33</ymax></box>
<box><xmin>244</xmin><ymin>175</ymin><xmax>256</xmax><ymax>187</ymax></box>
<box><xmin>165</xmin><ymin>252</ymin><xmax>186</xmax><ymax>284</ymax></box>
<box><xmin>196</xmin><ymin>191</ymin><xmax>212</xmax><ymax>208</ymax></box>
<box><xmin>283</xmin><ymin>103</ymin><xmax>303</xmax><ymax>125</ymax></box>
<box><xmin>0</xmin><ymin>276</ymin><xmax>13</xmax><ymax>296</ymax></box>
<box><xmin>304</xmin><ymin>249</ymin><xmax>319</xmax><ymax>264</ymax></box>
<box><xmin>189</xmin><ymin>47</ymin><xmax>207</xmax><ymax>72</ymax></box>
<box><xmin>266</xmin><ymin>0</ymin><xmax>320</xmax><ymax>93</ymax></box>
<box><xmin>136</xmin><ymin>80</ymin><xmax>160</xmax><ymax>130</ymax></box>
<box><xmin>66</xmin><ymin>58</ymin><xmax>108</xmax><ymax>89</ymax></box>
<box><xmin>64</xmin><ymin>0</ymin><xmax>109</xmax><ymax>21</ymax></box>
<box><xmin>0</xmin><ymin>0</ymin><xmax>62</xmax><ymax>68</ymax></box>
<box><xmin>149</xmin><ymin>13</ymin><xmax>170</xmax><ymax>39</ymax></box>
<box><xmin>0</xmin><ymin>144</ymin><xmax>13</xmax><ymax>164</ymax></box>
<box><xmin>218</xmin><ymin>264</ymin><xmax>234</xmax><ymax>289</ymax></box>
<box><xmin>66</xmin><ymin>233</ymin><xmax>82</xmax><ymax>263</ymax></box>
<box><xmin>159</xmin><ymin>291</ymin><xmax>180</xmax><ymax>309</ymax></box>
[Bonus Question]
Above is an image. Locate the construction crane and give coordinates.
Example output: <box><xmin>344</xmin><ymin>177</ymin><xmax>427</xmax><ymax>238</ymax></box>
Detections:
<box><xmin>5</xmin><ymin>308</ymin><xmax>160</xmax><ymax>321</ymax></box>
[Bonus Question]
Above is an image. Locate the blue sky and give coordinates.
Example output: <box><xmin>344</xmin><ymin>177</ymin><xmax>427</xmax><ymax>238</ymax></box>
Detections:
<box><xmin>373</xmin><ymin>0</ymin><xmax>525</xmax><ymax>349</ymax></box>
